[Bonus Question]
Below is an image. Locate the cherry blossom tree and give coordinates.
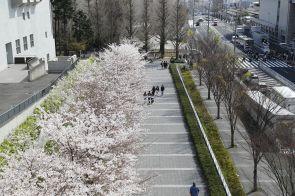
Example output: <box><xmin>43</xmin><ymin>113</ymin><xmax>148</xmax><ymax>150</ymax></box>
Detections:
<box><xmin>0</xmin><ymin>43</ymin><xmax>147</xmax><ymax>195</ymax></box>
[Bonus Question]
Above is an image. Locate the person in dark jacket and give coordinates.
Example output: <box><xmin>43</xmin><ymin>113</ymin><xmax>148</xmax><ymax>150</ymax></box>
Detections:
<box><xmin>190</xmin><ymin>182</ymin><xmax>200</xmax><ymax>196</ymax></box>
<box><xmin>152</xmin><ymin>86</ymin><xmax>156</xmax><ymax>96</ymax></box>
<box><xmin>160</xmin><ymin>84</ymin><xmax>165</xmax><ymax>96</ymax></box>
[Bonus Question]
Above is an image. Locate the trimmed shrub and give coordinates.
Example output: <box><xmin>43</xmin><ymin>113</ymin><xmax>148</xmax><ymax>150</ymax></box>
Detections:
<box><xmin>172</xmin><ymin>65</ymin><xmax>245</xmax><ymax>196</ymax></box>
<box><xmin>170</xmin><ymin>64</ymin><xmax>226</xmax><ymax>195</ymax></box>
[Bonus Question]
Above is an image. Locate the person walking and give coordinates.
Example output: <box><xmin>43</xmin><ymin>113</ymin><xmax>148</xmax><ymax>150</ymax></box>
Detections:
<box><xmin>161</xmin><ymin>61</ymin><xmax>164</xmax><ymax>69</ymax></box>
<box><xmin>160</xmin><ymin>84</ymin><xmax>165</xmax><ymax>96</ymax></box>
<box><xmin>147</xmin><ymin>91</ymin><xmax>152</xmax><ymax>104</ymax></box>
<box><xmin>190</xmin><ymin>182</ymin><xmax>200</xmax><ymax>196</ymax></box>
<box><xmin>155</xmin><ymin>86</ymin><xmax>159</xmax><ymax>96</ymax></box>
<box><xmin>152</xmin><ymin>86</ymin><xmax>156</xmax><ymax>96</ymax></box>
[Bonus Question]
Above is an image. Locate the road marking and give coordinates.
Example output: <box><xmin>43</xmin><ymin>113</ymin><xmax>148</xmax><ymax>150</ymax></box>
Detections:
<box><xmin>137</xmin><ymin>168</ymin><xmax>197</xmax><ymax>171</ymax></box>
<box><xmin>144</xmin><ymin>132</ymin><xmax>187</xmax><ymax>135</ymax></box>
<box><xmin>142</xmin><ymin>142</ymin><xmax>191</xmax><ymax>145</ymax></box>
<box><xmin>148</xmin><ymin>116</ymin><xmax>182</xmax><ymax>118</ymax></box>
<box><xmin>147</xmin><ymin>109</ymin><xmax>181</xmax><ymax>111</ymax></box>
<box><xmin>143</xmin><ymin>123</ymin><xmax>184</xmax><ymax>126</ymax></box>
<box><xmin>152</xmin><ymin>185</ymin><xmax>206</xmax><ymax>188</ymax></box>
<box><xmin>139</xmin><ymin>154</ymin><xmax>195</xmax><ymax>157</ymax></box>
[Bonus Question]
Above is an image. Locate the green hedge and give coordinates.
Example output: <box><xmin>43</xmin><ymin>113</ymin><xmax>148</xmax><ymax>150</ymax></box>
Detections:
<box><xmin>170</xmin><ymin>65</ymin><xmax>226</xmax><ymax>195</ymax></box>
<box><xmin>170</xmin><ymin>64</ymin><xmax>245</xmax><ymax>195</ymax></box>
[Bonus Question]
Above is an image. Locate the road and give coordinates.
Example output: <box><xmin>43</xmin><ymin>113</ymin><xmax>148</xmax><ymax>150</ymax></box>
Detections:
<box><xmin>194</xmin><ymin>19</ymin><xmax>295</xmax><ymax>86</ymax></box>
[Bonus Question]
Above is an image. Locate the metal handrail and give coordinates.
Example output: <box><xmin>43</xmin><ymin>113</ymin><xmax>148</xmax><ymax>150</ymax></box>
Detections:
<box><xmin>0</xmin><ymin>59</ymin><xmax>79</xmax><ymax>127</ymax></box>
<box><xmin>176</xmin><ymin>66</ymin><xmax>232</xmax><ymax>196</ymax></box>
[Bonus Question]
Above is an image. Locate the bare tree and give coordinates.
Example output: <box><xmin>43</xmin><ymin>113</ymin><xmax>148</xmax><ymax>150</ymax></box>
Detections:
<box><xmin>197</xmin><ymin>32</ymin><xmax>220</xmax><ymax>100</ymax></box>
<box><xmin>156</xmin><ymin>0</ymin><xmax>169</xmax><ymax>58</ymax></box>
<box><xmin>219</xmin><ymin>51</ymin><xmax>242</xmax><ymax>146</ymax></box>
<box><xmin>241</xmin><ymin>91</ymin><xmax>284</xmax><ymax>191</ymax></box>
<box><xmin>142</xmin><ymin>0</ymin><xmax>152</xmax><ymax>52</ymax></box>
<box><xmin>263</xmin><ymin>122</ymin><xmax>295</xmax><ymax>196</ymax></box>
<box><xmin>104</xmin><ymin>0</ymin><xmax>124</xmax><ymax>43</ymax></box>
<box><xmin>171</xmin><ymin>0</ymin><xmax>188</xmax><ymax>59</ymax></box>
<box><xmin>125</xmin><ymin>0</ymin><xmax>135</xmax><ymax>39</ymax></box>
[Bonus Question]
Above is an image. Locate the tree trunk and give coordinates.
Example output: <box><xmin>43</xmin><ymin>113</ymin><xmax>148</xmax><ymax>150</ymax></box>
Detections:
<box><xmin>253</xmin><ymin>161</ymin><xmax>258</xmax><ymax>191</ymax></box>
<box><xmin>217</xmin><ymin>100</ymin><xmax>220</xmax><ymax>119</ymax></box>
<box><xmin>207</xmin><ymin>85</ymin><xmax>211</xmax><ymax>100</ymax></box>
<box><xmin>175</xmin><ymin>41</ymin><xmax>179</xmax><ymax>60</ymax></box>
<box><xmin>230</xmin><ymin>123</ymin><xmax>235</xmax><ymax>148</ymax></box>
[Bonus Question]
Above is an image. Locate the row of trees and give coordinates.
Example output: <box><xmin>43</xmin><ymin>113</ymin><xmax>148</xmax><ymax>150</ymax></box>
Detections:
<box><xmin>0</xmin><ymin>43</ymin><xmax>146</xmax><ymax>195</ymax></box>
<box><xmin>50</xmin><ymin>0</ymin><xmax>188</xmax><ymax>58</ymax></box>
<box><xmin>194</xmin><ymin>32</ymin><xmax>295</xmax><ymax>195</ymax></box>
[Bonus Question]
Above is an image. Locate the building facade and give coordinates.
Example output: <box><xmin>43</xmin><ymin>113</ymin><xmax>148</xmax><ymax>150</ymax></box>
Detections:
<box><xmin>258</xmin><ymin>0</ymin><xmax>295</xmax><ymax>47</ymax></box>
<box><xmin>0</xmin><ymin>0</ymin><xmax>56</xmax><ymax>72</ymax></box>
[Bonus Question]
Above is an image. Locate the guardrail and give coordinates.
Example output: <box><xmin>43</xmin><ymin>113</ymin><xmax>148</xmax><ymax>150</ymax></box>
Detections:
<box><xmin>259</xmin><ymin>63</ymin><xmax>295</xmax><ymax>91</ymax></box>
<box><xmin>0</xmin><ymin>59</ymin><xmax>79</xmax><ymax>127</ymax></box>
<box><xmin>176</xmin><ymin>67</ymin><xmax>232</xmax><ymax>196</ymax></box>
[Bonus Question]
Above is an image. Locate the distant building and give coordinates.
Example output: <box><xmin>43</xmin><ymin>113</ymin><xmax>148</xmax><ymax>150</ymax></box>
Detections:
<box><xmin>257</xmin><ymin>0</ymin><xmax>295</xmax><ymax>48</ymax></box>
<box><xmin>0</xmin><ymin>0</ymin><xmax>56</xmax><ymax>72</ymax></box>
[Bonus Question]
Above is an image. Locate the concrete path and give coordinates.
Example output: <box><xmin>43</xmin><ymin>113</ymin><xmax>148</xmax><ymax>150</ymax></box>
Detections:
<box><xmin>137</xmin><ymin>62</ymin><xmax>207</xmax><ymax>196</ymax></box>
<box><xmin>192</xmin><ymin>71</ymin><xmax>280</xmax><ymax>196</ymax></box>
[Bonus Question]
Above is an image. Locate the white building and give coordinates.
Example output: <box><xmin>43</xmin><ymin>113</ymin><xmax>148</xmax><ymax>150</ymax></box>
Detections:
<box><xmin>258</xmin><ymin>0</ymin><xmax>295</xmax><ymax>47</ymax></box>
<box><xmin>0</xmin><ymin>0</ymin><xmax>56</xmax><ymax>72</ymax></box>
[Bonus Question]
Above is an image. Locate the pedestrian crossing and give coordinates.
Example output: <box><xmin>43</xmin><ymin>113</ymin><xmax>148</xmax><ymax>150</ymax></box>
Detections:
<box><xmin>238</xmin><ymin>58</ymin><xmax>290</xmax><ymax>69</ymax></box>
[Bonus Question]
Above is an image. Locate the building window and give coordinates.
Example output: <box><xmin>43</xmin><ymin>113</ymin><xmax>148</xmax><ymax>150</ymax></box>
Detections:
<box><xmin>16</xmin><ymin>39</ymin><xmax>21</xmax><ymax>54</ymax></box>
<box><xmin>22</xmin><ymin>12</ymin><xmax>25</xmax><ymax>20</ymax></box>
<box><xmin>30</xmin><ymin>34</ymin><xmax>34</xmax><ymax>47</ymax></box>
<box><xmin>45</xmin><ymin>32</ymin><xmax>48</xmax><ymax>38</ymax></box>
<box><xmin>27</xmin><ymin>12</ymin><xmax>30</xmax><ymax>19</ymax></box>
<box><xmin>23</xmin><ymin>36</ymin><xmax>28</xmax><ymax>50</ymax></box>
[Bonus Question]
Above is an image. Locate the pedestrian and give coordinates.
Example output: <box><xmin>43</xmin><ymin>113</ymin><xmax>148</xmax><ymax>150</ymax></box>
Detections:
<box><xmin>152</xmin><ymin>86</ymin><xmax>156</xmax><ymax>96</ymax></box>
<box><xmin>147</xmin><ymin>91</ymin><xmax>152</xmax><ymax>104</ymax></box>
<box><xmin>160</xmin><ymin>84</ymin><xmax>165</xmax><ymax>96</ymax></box>
<box><xmin>161</xmin><ymin>61</ymin><xmax>164</xmax><ymax>69</ymax></box>
<box><xmin>190</xmin><ymin>182</ymin><xmax>200</xmax><ymax>196</ymax></box>
<box><xmin>155</xmin><ymin>86</ymin><xmax>159</xmax><ymax>96</ymax></box>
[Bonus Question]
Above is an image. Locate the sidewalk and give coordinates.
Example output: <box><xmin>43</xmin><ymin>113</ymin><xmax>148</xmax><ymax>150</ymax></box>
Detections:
<box><xmin>137</xmin><ymin>62</ymin><xmax>207</xmax><ymax>196</ymax></box>
<box><xmin>191</xmin><ymin>71</ymin><xmax>280</xmax><ymax>196</ymax></box>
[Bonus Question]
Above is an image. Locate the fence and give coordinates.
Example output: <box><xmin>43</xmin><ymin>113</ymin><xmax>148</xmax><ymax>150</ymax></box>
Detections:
<box><xmin>259</xmin><ymin>63</ymin><xmax>295</xmax><ymax>91</ymax></box>
<box><xmin>0</xmin><ymin>59</ymin><xmax>79</xmax><ymax>127</ymax></box>
<box><xmin>176</xmin><ymin>67</ymin><xmax>232</xmax><ymax>196</ymax></box>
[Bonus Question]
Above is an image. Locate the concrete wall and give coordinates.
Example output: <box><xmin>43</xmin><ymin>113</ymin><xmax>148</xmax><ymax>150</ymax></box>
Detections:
<box><xmin>48</xmin><ymin>55</ymin><xmax>77</xmax><ymax>73</ymax></box>
<box><xmin>28</xmin><ymin>58</ymin><xmax>46</xmax><ymax>81</ymax></box>
<box><xmin>48</xmin><ymin>61</ymin><xmax>71</xmax><ymax>73</ymax></box>
<box><xmin>259</xmin><ymin>0</ymin><xmax>278</xmax><ymax>27</ymax></box>
<box><xmin>0</xmin><ymin>0</ymin><xmax>56</xmax><ymax>71</ymax></box>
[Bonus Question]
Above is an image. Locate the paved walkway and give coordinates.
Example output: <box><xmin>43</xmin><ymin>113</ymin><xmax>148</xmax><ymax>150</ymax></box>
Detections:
<box><xmin>137</xmin><ymin>62</ymin><xmax>207</xmax><ymax>196</ymax></box>
<box><xmin>192</xmin><ymin>71</ymin><xmax>280</xmax><ymax>196</ymax></box>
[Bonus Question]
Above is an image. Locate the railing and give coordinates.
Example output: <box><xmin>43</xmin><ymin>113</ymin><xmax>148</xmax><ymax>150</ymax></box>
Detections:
<box><xmin>259</xmin><ymin>63</ymin><xmax>295</xmax><ymax>91</ymax></box>
<box><xmin>0</xmin><ymin>59</ymin><xmax>79</xmax><ymax>127</ymax></box>
<box><xmin>176</xmin><ymin>67</ymin><xmax>232</xmax><ymax>196</ymax></box>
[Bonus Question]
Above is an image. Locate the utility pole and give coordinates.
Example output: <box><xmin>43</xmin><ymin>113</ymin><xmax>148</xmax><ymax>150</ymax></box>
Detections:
<box><xmin>207</xmin><ymin>0</ymin><xmax>210</xmax><ymax>36</ymax></box>
<box><xmin>234</xmin><ymin>11</ymin><xmax>237</xmax><ymax>53</ymax></box>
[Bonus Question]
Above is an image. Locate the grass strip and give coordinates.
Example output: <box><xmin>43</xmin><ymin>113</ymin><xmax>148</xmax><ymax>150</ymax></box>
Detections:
<box><xmin>170</xmin><ymin>64</ymin><xmax>226</xmax><ymax>195</ymax></box>
<box><xmin>171</xmin><ymin>65</ymin><xmax>245</xmax><ymax>195</ymax></box>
